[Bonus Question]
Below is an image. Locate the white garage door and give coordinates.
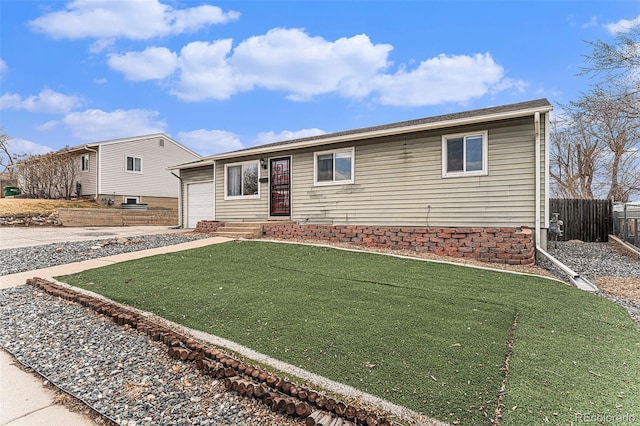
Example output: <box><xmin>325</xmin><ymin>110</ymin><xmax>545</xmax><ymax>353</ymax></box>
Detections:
<box><xmin>187</xmin><ymin>182</ymin><xmax>214</xmax><ymax>228</ymax></box>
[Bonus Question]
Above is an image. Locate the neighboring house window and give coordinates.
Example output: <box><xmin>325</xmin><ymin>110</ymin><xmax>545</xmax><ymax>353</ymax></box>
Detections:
<box><xmin>442</xmin><ymin>131</ymin><xmax>488</xmax><ymax>177</ymax></box>
<box><xmin>126</xmin><ymin>155</ymin><xmax>142</xmax><ymax>173</ymax></box>
<box><xmin>225</xmin><ymin>161</ymin><xmax>259</xmax><ymax>199</ymax></box>
<box><xmin>124</xmin><ymin>196</ymin><xmax>140</xmax><ymax>204</ymax></box>
<box><xmin>81</xmin><ymin>154</ymin><xmax>89</xmax><ymax>171</ymax></box>
<box><xmin>314</xmin><ymin>148</ymin><xmax>354</xmax><ymax>185</ymax></box>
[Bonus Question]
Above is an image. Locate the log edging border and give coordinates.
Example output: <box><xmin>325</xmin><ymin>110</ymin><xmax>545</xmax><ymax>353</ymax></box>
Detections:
<box><xmin>26</xmin><ymin>277</ymin><xmax>398</xmax><ymax>426</ymax></box>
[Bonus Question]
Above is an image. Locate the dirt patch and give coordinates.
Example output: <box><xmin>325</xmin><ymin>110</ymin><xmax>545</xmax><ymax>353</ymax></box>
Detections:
<box><xmin>596</xmin><ymin>277</ymin><xmax>640</xmax><ymax>305</ymax></box>
<box><xmin>0</xmin><ymin>198</ymin><xmax>103</xmax><ymax>216</ymax></box>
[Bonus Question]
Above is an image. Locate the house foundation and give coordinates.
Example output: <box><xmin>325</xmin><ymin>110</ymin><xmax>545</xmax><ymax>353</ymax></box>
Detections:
<box><xmin>195</xmin><ymin>221</ymin><xmax>535</xmax><ymax>265</ymax></box>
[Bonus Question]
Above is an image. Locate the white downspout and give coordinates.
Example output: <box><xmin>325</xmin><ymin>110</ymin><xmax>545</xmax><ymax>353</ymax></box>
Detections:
<box><xmin>212</xmin><ymin>161</ymin><xmax>216</xmax><ymax>221</ymax></box>
<box><xmin>170</xmin><ymin>169</ymin><xmax>183</xmax><ymax>228</ymax></box>
<box><xmin>535</xmin><ymin>112</ymin><xmax>541</xmax><ymax>247</ymax></box>
<box><xmin>533</xmin><ymin>112</ymin><xmax>598</xmax><ymax>292</ymax></box>
<box><xmin>544</xmin><ymin>112</ymin><xmax>550</xmax><ymax>231</ymax></box>
<box><xmin>83</xmin><ymin>145</ymin><xmax>99</xmax><ymax>200</ymax></box>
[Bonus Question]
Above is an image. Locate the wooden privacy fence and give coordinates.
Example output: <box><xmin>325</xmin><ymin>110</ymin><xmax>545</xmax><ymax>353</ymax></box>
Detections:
<box><xmin>549</xmin><ymin>198</ymin><xmax>613</xmax><ymax>242</ymax></box>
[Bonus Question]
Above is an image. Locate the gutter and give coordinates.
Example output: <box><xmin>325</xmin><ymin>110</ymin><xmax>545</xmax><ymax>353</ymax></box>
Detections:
<box><xmin>170</xmin><ymin>170</ymin><xmax>184</xmax><ymax>229</ymax></box>
<box><xmin>532</xmin><ymin>112</ymin><xmax>598</xmax><ymax>293</ymax></box>
<box><xmin>170</xmin><ymin>104</ymin><xmax>554</xmax><ymax>169</ymax></box>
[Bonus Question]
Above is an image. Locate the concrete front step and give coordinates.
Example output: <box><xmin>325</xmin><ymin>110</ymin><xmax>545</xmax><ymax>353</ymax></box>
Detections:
<box><xmin>219</xmin><ymin>227</ymin><xmax>262</xmax><ymax>233</ymax></box>
<box><xmin>212</xmin><ymin>222</ymin><xmax>264</xmax><ymax>238</ymax></box>
<box><xmin>213</xmin><ymin>231</ymin><xmax>261</xmax><ymax>238</ymax></box>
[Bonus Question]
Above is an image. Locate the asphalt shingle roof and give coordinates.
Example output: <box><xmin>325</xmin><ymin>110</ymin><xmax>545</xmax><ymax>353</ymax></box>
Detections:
<box><xmin>217</xmin><ymin>98</ymin><xmax>552</xmax><ymax>157</ymax></box>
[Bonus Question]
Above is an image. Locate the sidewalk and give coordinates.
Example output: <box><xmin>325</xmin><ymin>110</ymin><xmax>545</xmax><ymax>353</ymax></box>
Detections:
<box><xmin>0</xmin><ymin>235</ymin><xmax>230</xmax><ymax>426</ymax></box>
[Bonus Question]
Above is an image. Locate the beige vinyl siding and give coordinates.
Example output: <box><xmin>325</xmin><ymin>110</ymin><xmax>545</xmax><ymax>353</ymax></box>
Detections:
<box><xmin>288</xmin><ymin>116</ymin><xmax>538</xmax><ymax>227</ymax></box>
<box><xmin>181</xmin><ymin>166</ymin><xmax>215</xmax><ymax>184</ymax></box>
<box><xmin>214</xmin><ymin>160</ymin><xmax>269</xmax><ymax>221</ymax></box>
<box><xmin>99</xmin><ymin>136</ymin><xmax>196</xmax><ymax>198</ymax></box>
<box><xmin>180</xmin><ymin>166</ymin><xmax>214</xmax><ymax>225</ymax></box>
<box><xmin>75</xmin><ymin>151</ymin><xmax>98</xmax><ymax>196</ymax></box>
<box><xmin>209</xmin><ymin>115</ymin><xmax>545</xmax><ymax>228</ymax></box>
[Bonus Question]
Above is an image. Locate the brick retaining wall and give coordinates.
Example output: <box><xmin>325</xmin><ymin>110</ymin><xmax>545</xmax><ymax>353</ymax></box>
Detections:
<box><xmin>194</xmin><ymin>220</ymin><xmax>224</xmax><ymax>233</ymax></box>
<box><xmin>58</xmin><ymin>208</ymin><xmax>178</xmax><ymax>227</ymax></box>
<box><xmin>195</xmin><ymin>220</ymin><xmax>535</xmax><ymax>265</ymax></box>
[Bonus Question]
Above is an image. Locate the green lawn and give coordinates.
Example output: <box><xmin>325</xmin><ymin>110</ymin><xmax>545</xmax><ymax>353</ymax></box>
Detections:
<box><xmin>59</xmin><ymin>241</ymin><xmax>640</xmax><ymax>425</ymax></box>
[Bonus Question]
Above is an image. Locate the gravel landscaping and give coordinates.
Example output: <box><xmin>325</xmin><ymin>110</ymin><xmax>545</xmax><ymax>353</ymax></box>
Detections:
<box><xmin>539</xmin><ymin>240</ymin><xmax>640</xmax><ymax>324</ymax></box>
<box><xmin>0</xmin><ymin>285</ymin><xmax>297</xmax><ymax>426</ymax></box>
<box><xmin>0</xmin><ymin>233</ymin><xmax>209</xmax><ymax>276</ymax></box>
<box><xmin>541</xmin><ymin>240</ymin><xmax>639</xmax><ymax>282</ymax></box>
<box><xmin>1</xmin><ymin>233</ymin><xmax>638</xmax><ymax>425</ymax></box>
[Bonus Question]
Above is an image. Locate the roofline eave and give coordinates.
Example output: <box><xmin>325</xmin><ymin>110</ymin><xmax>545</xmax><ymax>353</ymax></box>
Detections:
<box><xmin>207</xmin><ymin>104</ymin><xmax>553</xmax><ymax>162</ymax></box>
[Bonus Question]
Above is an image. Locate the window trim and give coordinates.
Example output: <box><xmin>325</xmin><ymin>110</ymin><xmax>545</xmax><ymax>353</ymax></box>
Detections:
<box><xmin>81</xmin><ymin>154</ymin><xmax>90</xmax><ymax>172</ymax></box>
<box><xmin>125</xmin><ymin>155</ymin><xmax>143</xmax><ymax>174</ymax></box>
<box><xmin>313</xmin><ymin>147</ymin><xmax>355</xmax><ymax>186</ymax></box>
<box><xmin>223</xmin><ymin>160</ymin><xmax>261</xmax><ymax>200</ymax></box>
<box><xmin>442</xmin><ymin>131</ymin><xmax>488</xmax><ymax>178</ymax></box>
<box><xmin>123</xmin><ymin>196</ymin><xmax>140</xmax><ymax>204</ymax></box>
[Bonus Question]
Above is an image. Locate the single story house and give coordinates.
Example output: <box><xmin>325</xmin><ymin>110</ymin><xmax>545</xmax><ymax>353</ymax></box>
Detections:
<box><xmin>69</xmin><ymin>134</ymin><xmax>201</xmax><ymax>209</ymax></box>
<box><xmin>172</xmin><ymin>99</ymin><xmax>553</xmax><ymax>265</ymax></box>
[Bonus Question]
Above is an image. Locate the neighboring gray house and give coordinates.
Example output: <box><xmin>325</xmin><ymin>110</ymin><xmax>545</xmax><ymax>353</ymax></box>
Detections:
<box><xmin>172</xmin><ymin>99</ymin><xmax>553</xmax><ymax>265</ymax></box>
<box><xmin>70</xmin><ymin>134</ymin><xmax>201</xmax><ymax>209</ymax></box>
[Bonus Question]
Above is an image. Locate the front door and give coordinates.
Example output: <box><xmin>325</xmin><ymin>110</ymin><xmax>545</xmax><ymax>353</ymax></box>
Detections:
<box><xmin>269</xmin><ymin>157</ymin><xmax>291</xmax><ymax>216</ymax></box>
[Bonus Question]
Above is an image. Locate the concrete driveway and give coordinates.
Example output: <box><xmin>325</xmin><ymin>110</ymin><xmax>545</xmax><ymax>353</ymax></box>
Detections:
<box><xmin>0</xmin><ymin>226</ymin><xmax>190</xmax><ymax>250</ymax></box>
<box><xmin>0</xmin><ymin>227</ymin><xmax>223</xmax><ymax>426</ymax></box>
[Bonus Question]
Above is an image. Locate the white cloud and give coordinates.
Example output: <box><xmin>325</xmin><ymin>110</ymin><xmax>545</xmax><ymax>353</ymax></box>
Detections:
<box><xmin>107</xmin><ymin>28</ymin><xmax>522</xmax><ymax>107</ymax></box>
<box><xmin>144</xmin><ymin>28</ymin><xmax>392</xmax><ymax>102</ymax></box>
<box><xmin>62</xmin><ymin>109</ymin><xmax>166</xmax><ymax>141</ymax></box>
<box><xmin>177</xmin><ymin>129</ymin><xmax>243</xmax><ymax>156</ymax></box>
<box><xmin>176</xmin><ymin>127</ymin><xmax>327</xmax><ymax>156</ymax></box>
<box><xmin>36</xmin><ymin>120</ymin><xmax>60</xmax><ymax>131</ymax></box>
<box><xmin>371</xmin><ymin>53</ymin><xmax>511</xmax><ymax>107</ymax></box>
<box><xmin>172</xmin><ymin>39</ymin><xmax>246</xmax><ymax>101</ymax></box>
<box><xmin>582</xmin><ymin>16</ymin><xmax>599</xmax><ymax>29</ymax></box>
<box><xmin>491</xmin><ymin>77</ymin><xmax>528</xmax><ymax>94</ymax></box>
<box><xmin>6</xmin><ymin>138</ymin><xmax>54</xmax><ymax>156</ymax></box>
<box><xmin>605</xmin><ymin>15</ymin><xmax>640</xmax><ymax>34</ymax></box>
<box><xmin>228</xmin><ymin>29</ymin><xmax>392</xmax><ymax>101</ymax></box>
<box><xmin>255</xmin><ymin>128</ymin><xmax>326</xmax><ymax>145</ymax></box>
<box><xmin>89</xmin><ymin>38</ymin><xmax>115</xmax><ymax>54</ymax></box>
<box><xmin>29</xmin><ymin>0</ymin><xmax>240</xmax><ymax>40</ymax></box>
<box><xmin>108</xmin><ymin>47</ymin><xmax>178</xmax><ymax>81</ymax></box>
<box><xmin>0</xmin><ymin>89</ymin><xmax>83</xmax><ymax>114</ymax></box>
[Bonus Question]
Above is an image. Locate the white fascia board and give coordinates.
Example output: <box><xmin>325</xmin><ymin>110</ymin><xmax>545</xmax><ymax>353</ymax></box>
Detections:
<box><xmin>208</xmin><ymin>105</ymin><xmax>554</xmax><ymax>162</ymax></box>
<box><xmin>169</xmin><ymin>158</ymin><xmax>216</xmax><ymax>171</ymax></box>
<box><xmin>84</xmin><ymin>133</ymin><xmax>167</xmax><ymax>148</ymax></box>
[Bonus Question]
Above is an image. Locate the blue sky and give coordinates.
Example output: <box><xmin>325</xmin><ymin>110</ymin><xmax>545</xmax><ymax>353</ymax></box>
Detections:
<box><xmin>1</xmin><ymin>0</ymin><xmax>639</xmax><ymax>159</ymax></box>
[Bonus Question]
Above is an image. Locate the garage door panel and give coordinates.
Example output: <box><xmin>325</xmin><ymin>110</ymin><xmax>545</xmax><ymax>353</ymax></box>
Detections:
<box><xmin>187</xmin><ymin>182</ymin><xmax>214</xmax><ymax>228</ymax></box>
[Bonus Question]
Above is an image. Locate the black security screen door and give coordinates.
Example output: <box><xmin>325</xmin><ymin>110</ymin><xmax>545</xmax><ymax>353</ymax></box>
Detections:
<box><xmin>270</xmin><ymin>157</ymin><xmax>290</xmax><ymax>216</ymax></box>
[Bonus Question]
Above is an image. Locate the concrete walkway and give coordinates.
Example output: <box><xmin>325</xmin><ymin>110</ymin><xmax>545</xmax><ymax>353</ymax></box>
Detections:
<box><xmin>0</xmin><ymin>225</ymin><xmax>189</xmax><ymax>250</ymax></box>
<box><xmin>0</xmin><ymin>229</ymin><xmax>230</xmax><ymax>425</ymax></box>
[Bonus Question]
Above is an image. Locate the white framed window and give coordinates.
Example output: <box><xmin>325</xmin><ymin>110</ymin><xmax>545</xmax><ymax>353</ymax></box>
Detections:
<box><xmin>442</xmin><ymin>131</ymin><xmax>488</xmax><ymax>177</ymax></box>
<box><xmin>224</xmin><ymin>160</ymin><xmax>260</xmax><ymax>199</ymax></box>
<box><xmin>314</xmin><ymin>147</ymin><xmax>354</xmax><ymax>185</ymax></box>
<box><xmin>126</xmin><ymin>155</ymin><xmax>142</xmax><ymax>173</ymax></box>
<box><xmin>81</xmin><ymin>154</ymin><xmax>89</xmax><ymax>171</ymax></box>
